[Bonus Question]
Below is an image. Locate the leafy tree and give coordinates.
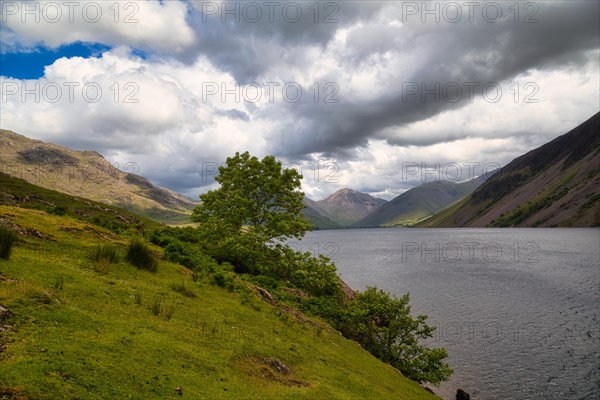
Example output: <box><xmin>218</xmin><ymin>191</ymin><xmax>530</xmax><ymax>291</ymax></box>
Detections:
<box><xmin>270</xmin><ymin>245</ymin><xmax>340</xmax><ymax>297</ymax></box>
<box><xmin>192</xmin><ymin>152</ymin><xmax>312</xmax><ymax>272</ymax></box>
<box><xmin>189</xmin><ymin>152</ymin><xmax>451</xmax><ymax>386</ymax></box>
<box><xmin>343</xmin><ymin>287</ymin><xmax>452</xmax><ymax>385</ymax></box>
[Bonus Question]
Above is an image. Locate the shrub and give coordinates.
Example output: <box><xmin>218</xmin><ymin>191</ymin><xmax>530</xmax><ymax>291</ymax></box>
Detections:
<box><xmin>126</xmin><ymin>239</ymin><xmax>158</xmax><ymax>272</ymax></box>
<box><xmin>341</xmin><ymin>287</ymin><xmax>452</xmax><ymax>385</ymax></box>
<box><xmin>246</xmin><ymin>275</ymin><xmax>280</xmax><ymax>292</ymax></box>
<box><xmin>48</xmin><ymin>206</ymin><xmax>67</xmax><ymax>216</ymax></box>
<box><xmin>212</xmin><ymin>271</ymin><xmax>226</xmax><ymax>287</ymax></box>
<box><xmin>267</xmin><ymin>247</ymin><xmax>340</xmax><ymax>297</ymax></box>
<box><xmin>211</xmin><ymin>271</ymin><xmax>237</xmax><ymax>292</ymax></box>
<box><xmin>300</xmin><ymin>295</ymin><xmax>346</xmax><ymax>325</ymax></box>
<box><xmin>90</xmin><ymin>244</ymin><xmax>120</xmax><ymax>263</ymax></box>
<box><xmin>0</xmin><ymin>226</ymin><xmax>18</xmax><ymax>260</ymax></box>
<box><xmin>149</xmin><ymin>229</ymin><xmax>219</xmax><ymax>274</ymax></box>
<box><xmin>90</xmin><ymin>244</ymin><xmax>120</xmax><ymax>274</ymax></box>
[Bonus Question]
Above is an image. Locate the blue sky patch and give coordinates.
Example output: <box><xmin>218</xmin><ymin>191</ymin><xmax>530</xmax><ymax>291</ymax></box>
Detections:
<box><xmin>0</xmin><ymin>42</ymin><xmax>111</xmax><ymax>79</ymax></box>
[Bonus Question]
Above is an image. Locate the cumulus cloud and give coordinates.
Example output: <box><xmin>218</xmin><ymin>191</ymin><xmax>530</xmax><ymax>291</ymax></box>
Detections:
<box><xmin>0</xmin><ymin>48</ymin><xmax>257</xmax><ymax>194</ymax></box>
<box><xmin>1</xmin><ymin>0</ymin><xmax>195</xmax><ymax>54</ymax></box>
<box><xmin>1</xmin><ymin>0</ymin><xmax>599</xmax><ymax>200</ymax></box>
<box><xmin>265</xmin><ymin>1</ymin><xmax>600</xmax><ymax>157</ymax></box>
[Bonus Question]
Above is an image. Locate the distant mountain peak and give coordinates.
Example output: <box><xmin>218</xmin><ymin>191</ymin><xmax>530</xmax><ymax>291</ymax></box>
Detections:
<box><xmin>303</xmin><ymin>188</ymin><xmax>388</xmax><ymax>227</ymax></box>
<box><xmin>334</xmin><ymin>188</ymin><xmax>355</xmax><ymax>193</ymax></box>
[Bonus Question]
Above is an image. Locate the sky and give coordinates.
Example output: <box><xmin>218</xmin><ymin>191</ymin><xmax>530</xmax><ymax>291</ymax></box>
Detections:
<box><xmin>1</xmin><ymin>0</ymin><xmax>598</xmax><ymax>200</ymax></box>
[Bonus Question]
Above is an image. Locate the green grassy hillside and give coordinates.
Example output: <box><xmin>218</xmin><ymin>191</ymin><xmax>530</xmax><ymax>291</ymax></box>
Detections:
<box><xmin>0</xmin><ymin>206</ymin><xmax>439</xmax><ymax>400</ymax></box>
<box><xmin>0</xmin><ymin>172</ymin><xmax>160</xmax><ymax>233</ymax></box>
<box><xmin>415</xmin><ymin>197</ymin><xmax>470</xmax><ymax>228</ymax></box>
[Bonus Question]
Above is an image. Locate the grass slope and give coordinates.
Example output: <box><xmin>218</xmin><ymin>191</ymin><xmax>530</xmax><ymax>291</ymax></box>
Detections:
<box><xmin>415</xmin><ymin>197</ymin><xmax>470</xmax><ymax>227</ymax></box>
<box><xmin>0</xmin><ymin>207</ymin><xmax>439</xmax><ymax>400</ymax></box>
<box><xmin>0</xmin><ymin>172</ymin><xmax>160</xmax><ymax>234</ymax></box>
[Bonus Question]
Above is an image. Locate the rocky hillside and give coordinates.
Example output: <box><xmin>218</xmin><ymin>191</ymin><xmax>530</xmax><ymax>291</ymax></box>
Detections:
<box><xmin>0</xmin><ymin>129</ymin><xmax>196</xmax><ymax>224</ymax></box>
<box><xmin>419</xmin><ymin>112</ymin><xmax>600</xmax><ymax>227</ymax></box>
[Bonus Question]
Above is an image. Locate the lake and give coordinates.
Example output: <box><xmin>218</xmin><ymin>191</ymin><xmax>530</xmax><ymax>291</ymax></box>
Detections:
<box><xmin>301</xmin><ymin>228</ymin><xmax>600</xmax><ymax>400</ymax></box>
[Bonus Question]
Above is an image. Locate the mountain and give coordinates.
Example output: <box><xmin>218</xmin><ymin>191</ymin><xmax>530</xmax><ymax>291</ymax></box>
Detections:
<box><xmin>0</xmin><ymin>171</ymin><xmax>161</xmax><ymax>233</ymax></box>
<box><xmin>0</xmin><ymin>129</ymin><xmax>196</xmax><ymax>224</ymax></box>
<box><xmin>317</xmin><ymin>188</ymin><xmax>389</xmax><ymax>225</ymax></box>
<box><xmin>419</xmin><ymin>112</ymin><xmax>600</xmax><ymax>227</ymax></box>
<box><xmin>354</xmin><ymin>175</ymin><xmax>492</xmax><ymax>228</ymax></box>
<box><xmin>302</xmin><ymin>189</ymin><xmax>388</xmax><ymax>228</ymax></box>
<box><xmin>301</xmin><ymin>197</ymin><xmax>342</xmax><ymax>230</ymax></box>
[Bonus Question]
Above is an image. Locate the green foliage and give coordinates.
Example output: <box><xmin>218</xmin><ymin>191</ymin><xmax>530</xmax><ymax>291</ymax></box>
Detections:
<box><xmin>170</xmin><ymin>279</ymin><xmax>197</xmax><ymax>298</ymax></box>
<box><xmin>47</xmin><ymin>206</ymin><xmax>67</xmax><ymax>216</ymax></box>
<box><xmin>53</xmin><ymin>275</ymin><xmax>64</xmax><ymax>291</ymax></box>
<box><xmin>126</xmin><ymin>239</ymin><xmax>158</xmax><ymax>272</ymax></box>
<box><xmin>0</xmin><ymin>226</ymin><xmax>18</xmax><ymax>260</ymax></box>
<box><xmin>192</xmin><ymin>151</ymin><xmax>311</xmax><ymax>272</ymax></box>
<box><xmin>149</xmin><ymin>226</ymin><xmax>204</xmax><ymax>247</ymax></box>
<box><xmin>244</xmin><ymin>274</ymin><xmax>281</xmax><ymax>293</ymax></box>
<box><xmin>211</xmin><ymin>271</ymin><xmax>238</xmax><ymax>292</ymax></box>
<box><xmin>89</xmin><ymin>244</ymin><xmax>120</xmax><ymax>264</ymax></box>
<box><xmin>299</xmin><ymin>295</ymin><xmax>346</xmax><ymax>323</ymax></box>
<box><xmin>149</xmin><ymin>227</ymin><xmax>218</xmax><ymax>274</ymax></box>
<box><xmin>341</xmin><ymin>287</ymin><xmax>452</xmax><ymax>385</ymax></box>
<box><xmin>268</xmin><ymin>246</ymin><xmax>340</xmax><ymax>297</ymax></box>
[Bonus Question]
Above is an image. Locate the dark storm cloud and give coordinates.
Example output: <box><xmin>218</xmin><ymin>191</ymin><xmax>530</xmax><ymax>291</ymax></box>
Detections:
<box><xmin>187</xmin><ymin>0</ymin><xmax>599</xmax><ymax>158</ymax></box>
<box><xmin>184</xmin><ymin>0</ymin><xmax>388</xmax><ymax>82</ymax></box>
<box><xmin>152</xmin><ymin>170</ymin><xmax>207</xmax><ymax>194</ymax></box>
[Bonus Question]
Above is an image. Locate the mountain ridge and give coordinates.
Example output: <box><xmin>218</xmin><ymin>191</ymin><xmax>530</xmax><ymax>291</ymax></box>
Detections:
<box><xmin>419</xmin><ymin>112</ymin><xmax>600</xmax><ymax>227</ymax></box>
<box><xmin>0</xmin><ymin>129</ymin><xmax>196</xmax><ymax>224</ymax></box>
<box><xmin>354</xmin><ymin>174</ymin><xmax>493</xmax><ymax>228</ymax></box>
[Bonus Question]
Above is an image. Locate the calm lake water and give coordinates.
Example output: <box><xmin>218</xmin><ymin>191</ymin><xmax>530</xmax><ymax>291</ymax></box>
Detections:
<box><xmin>302</xmin><ymin>228</ymin><xmax>600</xmax><ymax>400</ymax></box>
